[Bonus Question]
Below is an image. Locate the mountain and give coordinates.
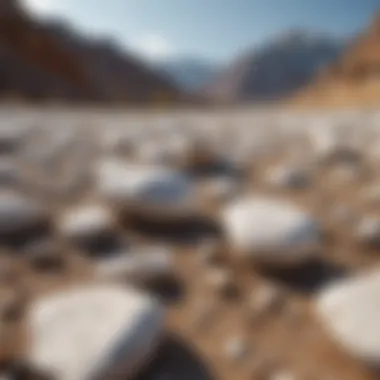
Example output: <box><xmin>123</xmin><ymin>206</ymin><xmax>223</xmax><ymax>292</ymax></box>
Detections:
<box><xmin>0</xmin><ymin>0</ymin><xmax>95</xmax><ymax>101</ymax></box>
<box><xmin>155</xmin><ymin>58</ymin><xmax>220</xmax><ymax>91</ymax></box>
<box><xmin>293</xmin><ymin>12</ymin><xmax>380</xmax><ymax>107</ymax></box>
<box><xmin>40</xmin><ymin>21</ymin><xmax>185</xmax><ymax>104</ymax></box>
<box><xmin>204</xmin><ymin>31</ymin><xmax>343</xmax><ymax>103</ymax></box>
<box><xmin>0</xmin><ymin>0</ymin><xmax>184</xmax><ymax>104</ymax></box>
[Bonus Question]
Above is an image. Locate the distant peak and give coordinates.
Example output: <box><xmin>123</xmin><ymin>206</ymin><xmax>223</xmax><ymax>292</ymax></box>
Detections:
<box><xmin>274</xmin><ymin>30</ymin><xmax>332</xmax><ymax>47</ymax></box>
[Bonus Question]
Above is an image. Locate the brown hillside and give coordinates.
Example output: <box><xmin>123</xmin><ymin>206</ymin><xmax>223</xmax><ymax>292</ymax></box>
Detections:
<box><xmin>0</xmin><ymin>0</ymin><xmax>96</xmax><ymax>100</ymax></box>
<box><xmin>0</xmin><ymin>0</ymin><xmax>184</xmax><ymax>104</ymax></box>
<box><xmin>292</xmin><ymin>12</ymin><xmax>380</xmax><ymax>107</ymax></box>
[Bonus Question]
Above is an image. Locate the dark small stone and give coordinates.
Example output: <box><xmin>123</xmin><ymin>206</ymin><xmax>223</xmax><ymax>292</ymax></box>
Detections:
<box><xmin>29</xmin><ymin>252</ymin><xmax>65</xmax><ymax>273</ymax></box>
<box><xmin>24</xmin><ymin>241</ymin><xmax>66</xmax><ymax>273</ymax></box>
<box><xmin>2</xmin><ymin>303</ymin><xmax>23</xmax><ymax>323</ymax></box>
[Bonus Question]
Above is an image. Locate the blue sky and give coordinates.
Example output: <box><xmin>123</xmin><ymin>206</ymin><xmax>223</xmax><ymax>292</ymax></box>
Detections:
<box><xmin>23</xmin><ymin>0</ymin><xmax>380</xmax><ymax>63</ymax></box>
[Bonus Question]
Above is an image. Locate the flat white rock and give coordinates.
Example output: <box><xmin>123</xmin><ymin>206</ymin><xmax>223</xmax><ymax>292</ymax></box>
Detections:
<box><xmin>27</xmin><ymin>285</ymin><xmax>164</xmax><ymax>380</ymax></box>
<box><xmin>221</xmin><ymin>196</ymin><xmax>320</xmax><ymax>265</ymax></box>
<box><xmin>96</xmin><ymin>247</ymin><xmax>174</xmax><ymax>284</ymax></box>
<box><xmin>316</xmin><ymin>269</ymin><xmax>380</xmax><ymax>364</ymax></box>
<box><xmin>95</xmin><ymin>160</ymin><xmax>196</xmax><ymax>217</ymax></box>
<box><xmin>57</xmin><ymin>204</ymin><xmax>115</xmax><ymax>242</ymax></box>
<box><xmin>248</xmin><ymin>283</ymin><xmax>284</xmax><ymax>316</ymax></box>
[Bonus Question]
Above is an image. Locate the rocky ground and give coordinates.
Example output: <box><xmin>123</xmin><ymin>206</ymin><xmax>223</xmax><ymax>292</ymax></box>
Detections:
<box><xmin>2</xmin><ymin>106</ymin><xmax>380</xmax><ymax>380</ymax></box>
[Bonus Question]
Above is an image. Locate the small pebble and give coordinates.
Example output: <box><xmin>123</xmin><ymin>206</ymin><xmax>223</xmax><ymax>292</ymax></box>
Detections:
<box><xmin>56</xmin><ymin>204</ymin><xmax>115</xmax><ymax>244</ymax></box>
<box><xmin>207</xmin><ymin>268</ymin><xmax>238</xmax><ymax>298</ymax></box>
<box><xmin>248</xmin><ymin>284</ymin><xmax>285</xmax><ymax>319</ymax></box>
<box><xmin>224</xmin><ymin>336</ymin><xmax>249</xmax><ymax>362</ymax></box>
<box><xmin>22</xmin><ymin>240</ymin><xmax>65</xmax><ymax>273</ymax></box>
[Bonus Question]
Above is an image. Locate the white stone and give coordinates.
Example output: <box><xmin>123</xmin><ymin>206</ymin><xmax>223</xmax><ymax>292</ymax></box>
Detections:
<box><xmin>27</xmin><ymin>285</ymin><xmax>164</xmax><ymax>380</ymax></box>
<box><xmin>224</xmin><ymin>336</ymin><xmax>248</xmax><ymax>362</ymax></box>
<box><xmin>316</xmin><ymin>269</ymin><xmax>380</xmax><ymax>364</ymax></box>
<box><xmin>96</xmin><ymin>247</ymin><xmax>174</xmax><ymax>284</ymax></box>
<box><xmin>221</xmin><ymin>197</ymin><xmax>320</xmax><ymax>265</ymax></box>
<box><xmin>249</xmin><ymin>284</ymin><xmax>283</xmax><ymax>317</ymax></box>
<box><xmin>206</xmin><ymin>268</ymin><xmax>236</xmax><ymax>296</ymax></box>
<box><xmin>94</xmin><ymin>160</ymin><xmax>196</xmax><ymax>217</ymax></box>
<box><xmin>0</xmin><ymin>192</ymin><xmax>48</xmax><ymax>235</ymax></box>
<box><xmin>57</xmin><ymin>204</ymin><xmax>115</xmax><ymax>242</ymax></box>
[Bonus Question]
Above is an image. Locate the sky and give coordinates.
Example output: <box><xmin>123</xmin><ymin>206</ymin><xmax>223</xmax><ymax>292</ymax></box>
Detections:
<box><xmin>22</xmin><ymin>0</ymin><xmax>380</xmax><ymax>64</ymax></box>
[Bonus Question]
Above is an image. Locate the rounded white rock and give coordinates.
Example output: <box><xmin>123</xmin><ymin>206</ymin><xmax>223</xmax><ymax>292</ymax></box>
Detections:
<box><xmin>221</xmin><ymin>196</ymin><xmax>320</xmax><ymax>265</ymax></box>
<box><xmin>316</xmin><ymin>269</ymin><xmax>380</xmax><ymax>364</ymax></box>
<box><xmin>94</xmin><ymin>159</ymin><xmax>197</xmax><ymax>218</ymax></box>
<box><xmin>27</xmin><ymin>284</ymin><xmax>165</xmax><ymax>380</ymax></box>
<box><xmin>56</xmin><ymin>204</ymin><xmax>115</xmax><ymax>242</ymax></box>
<box><xmin>96</xmin><ymin>247</ymin><xmax>174</xmax><ymax>284</ymax></box>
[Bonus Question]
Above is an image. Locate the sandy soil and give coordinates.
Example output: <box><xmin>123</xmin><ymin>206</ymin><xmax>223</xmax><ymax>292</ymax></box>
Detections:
<box><xmin>1</xmin><ymin>107</ymin><xmax>380</xmax><ymax>380</ymax></box>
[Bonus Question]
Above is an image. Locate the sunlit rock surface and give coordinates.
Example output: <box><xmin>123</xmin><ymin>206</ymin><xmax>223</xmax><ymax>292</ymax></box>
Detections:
<box><xmin>316</xmin><ymin>269</ymin><xmax>380</xmax><ymax>364</ymax></box>
<box><xmin>27</xmin><ymin>285</ymin><xmax>164</xmax><ymax>380</ymax></box>
<box><xmin>221</xmin><ymin>196</ymin><xmax>320</xmax><ymax>265</ymax></box>
<box><xmin>94</xmin><ymin>159</ymin><xmax>197</xmax><ymax>218</ymax></box>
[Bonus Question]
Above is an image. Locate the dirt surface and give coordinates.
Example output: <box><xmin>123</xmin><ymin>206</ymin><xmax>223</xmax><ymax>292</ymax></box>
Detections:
<box><xmin>1</xmin><ymin>107</ymin><xmax>380</xmax><ymax>380</ymax></box>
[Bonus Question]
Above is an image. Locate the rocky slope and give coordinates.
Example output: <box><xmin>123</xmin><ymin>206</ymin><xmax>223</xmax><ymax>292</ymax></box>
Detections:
<box><xmin>293</xmin><ymin>13</ymin><xmax>380</xmax><ymax>107</ymax></box>
<box><xmin>0</xmin><ymin>0</ymin><xmax>183</xmax><ymax>104</ymax></box>
<box><xmin>204</xmin><ymin>31</ymin><xmax>342</xmax><ymax>103</ymax></box>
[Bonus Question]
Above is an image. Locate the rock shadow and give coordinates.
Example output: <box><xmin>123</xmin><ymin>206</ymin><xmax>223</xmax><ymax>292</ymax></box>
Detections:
<box><xmin>142</xmin><ymin>277</ymin><xmax>185</xmax><ymax>305</ymax></box>
<box><xmin>79</xmin><ymin>233</ymin><xmax>126</xmax><ymax>259</ymax></box>
<box><xmin>136</xmin><ymin>335</ymin><xmax>216</xmax><ymax>380</ymax></box>
<box><xmin>258</xmin><ymin>258</ymin><xmax>348</xmax><ymax>294</ymax></box>
<box><xmin>186</xmin><ymin>160</ymin><xmax>245</xmax><ymax>179</ymax></box>
<box><xmin>0</xmin><ymin>224</ymin><xmax>52</xmax><ymax>251</ymax></box>
<box><xmin>123</xmin><ymin>214</ymin><xmax>221</xmax><ymax>245</ymax></box>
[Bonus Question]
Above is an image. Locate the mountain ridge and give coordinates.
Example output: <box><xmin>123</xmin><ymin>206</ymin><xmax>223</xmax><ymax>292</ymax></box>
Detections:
<box><xmin>203</xmin><ymin>30</ymin><xmax>343</xmax><ymax>103</ymax></box>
